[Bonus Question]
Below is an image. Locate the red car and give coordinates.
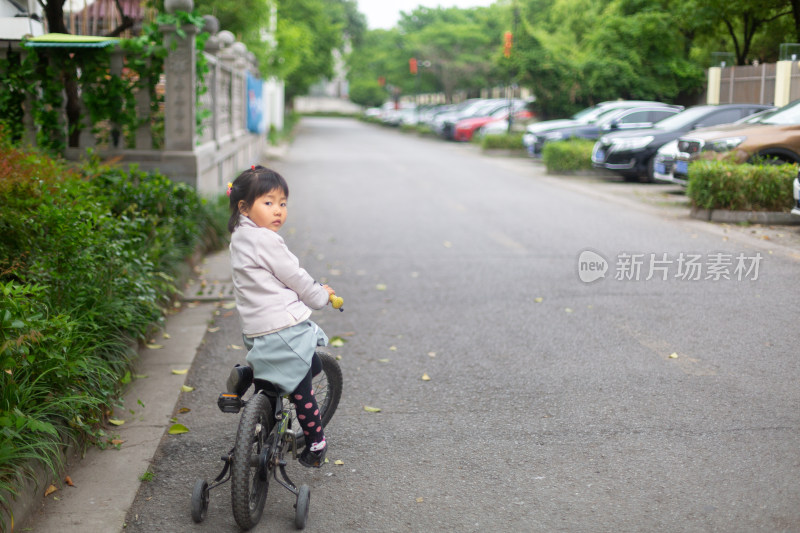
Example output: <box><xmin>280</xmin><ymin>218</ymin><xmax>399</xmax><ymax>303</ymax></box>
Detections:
<box><xmin>453</xmin><ymin>106</ymin><xmax>533</xmax><ymax>142</ymax></box>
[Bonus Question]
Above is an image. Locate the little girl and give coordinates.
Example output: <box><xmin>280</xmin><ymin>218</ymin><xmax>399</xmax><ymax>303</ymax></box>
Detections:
<box><xmin>225</xmin><ymin>165</ymin><xmax>334</xmax><ymax>468</ymax></box>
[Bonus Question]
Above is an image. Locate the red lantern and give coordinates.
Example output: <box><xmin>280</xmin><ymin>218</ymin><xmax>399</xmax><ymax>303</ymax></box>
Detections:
<box><xmin>503</xmin><ymin>31</ymin><xmax>513</xmax><ymax>58</ymax></box>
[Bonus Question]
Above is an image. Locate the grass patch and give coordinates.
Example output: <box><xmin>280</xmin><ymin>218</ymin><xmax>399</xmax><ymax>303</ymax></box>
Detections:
<box><xmin>686</xmin><ymin>159</ymin><xmax>797</xmax><ymax>211</ymax></box>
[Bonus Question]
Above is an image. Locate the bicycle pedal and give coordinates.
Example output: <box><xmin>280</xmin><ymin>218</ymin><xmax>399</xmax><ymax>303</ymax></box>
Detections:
<box><xmin>217</xmin><ymin>393</ymin><xmax>242</xmax><ymax>413</ymax></box>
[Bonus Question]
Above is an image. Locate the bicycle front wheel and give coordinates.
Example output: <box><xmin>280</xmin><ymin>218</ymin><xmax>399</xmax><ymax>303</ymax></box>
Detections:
<box><xmin>290</xmin><ymin>349</ymin><xmax>343</xmax><ymax>449</ymax></box>
<box><xmin>231</xmin><ymin>392</ymin><xmax>273</xmax><ymax>530</ymax></box>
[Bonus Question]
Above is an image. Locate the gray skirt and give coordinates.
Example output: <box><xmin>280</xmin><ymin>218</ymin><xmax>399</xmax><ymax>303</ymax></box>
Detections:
<box><xmin>243</xmin><ymin>320</ymin><xmax>329</xmax><ymax>394</ymax></box>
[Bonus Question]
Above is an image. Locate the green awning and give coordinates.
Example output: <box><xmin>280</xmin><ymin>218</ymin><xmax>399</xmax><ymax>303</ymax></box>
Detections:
<box><xmin>24</xmin><ymin>33</ymin><xmax>118</xmax><ymax>48</ymax></box>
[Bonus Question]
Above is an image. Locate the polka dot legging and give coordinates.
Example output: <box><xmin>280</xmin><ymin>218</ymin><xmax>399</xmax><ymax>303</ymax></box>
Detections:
<box><xmin>289</xmin><ymin>354</ymin><xmax>324</xmax><ymax>448</ymax></box>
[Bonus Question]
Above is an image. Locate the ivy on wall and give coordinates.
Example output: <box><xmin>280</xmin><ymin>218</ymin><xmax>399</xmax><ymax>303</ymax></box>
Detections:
<box><xmin>0</xmin><ymin>10</ymin><xmax>210</xmax><ymax>154</ymax></box>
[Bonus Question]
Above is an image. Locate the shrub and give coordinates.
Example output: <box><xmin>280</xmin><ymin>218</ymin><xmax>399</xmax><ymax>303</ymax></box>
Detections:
<box><xmin>0</xmin><ymin>137</ymin><xmax>228</xmax><ymax>529</ymax></box>
<box><xmin>480</xmin><ymin>133</ymin><xmax>524</xmax><ymax>150</ymax></box>
<box><xmin>541</xmin><ymin>139</ymin><xmax>595</xmax><ymax>172</ymax></box>
<box><xmin>686</xmin><ymin>160</ymin><xmax>797</xmax><ymax>211</ymax></box>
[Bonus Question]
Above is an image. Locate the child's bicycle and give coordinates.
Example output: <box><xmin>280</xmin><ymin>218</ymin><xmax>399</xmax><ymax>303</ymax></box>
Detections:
<box><xmin>190</xmin><ymin>296</ymin><xmax>345</xmax><ymax>530</ymax></box>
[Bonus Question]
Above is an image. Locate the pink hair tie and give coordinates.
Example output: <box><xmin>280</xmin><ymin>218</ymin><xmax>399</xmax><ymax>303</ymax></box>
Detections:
<box><xmin>226</xmin><ymin>182</ymin><xmax>233</xmax><ymax>197</ymax></box>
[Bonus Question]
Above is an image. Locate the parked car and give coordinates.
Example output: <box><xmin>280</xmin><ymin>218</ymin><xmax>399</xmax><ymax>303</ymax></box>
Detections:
<box><xmin>591</xmin><ymin>104</ymin><xmax>773</xmax><ymax>181</ymax></box>
<box><xmin>430</xmin><ymin>99</ymin><xmax>493</xmax><ymax>137</ymax></box>
<box><xmin>664</xmin><ymin>100</ymin><xmax>800</xmax><ymax>185</ymax></box>
<box><xmin>453</xmin><ymin>102</ymin><xmax>533</xmax><ymax>142</ymax></box>
<box><xmin>537</xmin><ymin>103</ymin><xmax>683</xmax><ymax>151</ymax></box>
<box><xmin>522</xmin><ymin>100</ymin><xmax>680</xmax><ymax>156</ymax></box>
<box><xmin>793</xmin><ymin>172</ymin><xmax>800</xmax><ymax>217</ymax></box>
<box><xmin>653</xmin><ymin>107</ymin><xmax>777</xmax><ymax>185</ymax></box>
<box><xmin>439</xmin><ymin>99</ymin><xmax>526</xmax><ymax>140</ymax></box>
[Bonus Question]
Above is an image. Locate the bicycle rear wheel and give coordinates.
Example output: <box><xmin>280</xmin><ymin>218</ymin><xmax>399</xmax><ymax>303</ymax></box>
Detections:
<box><xmin>290</xmin><ymin>349</ymin><xmax>343</xmax><ymax>449</ymax></box>
<box><xmin>231</xmin><ymin>392</ymin><xmax>273</xmax><ymax>530</ymax></box>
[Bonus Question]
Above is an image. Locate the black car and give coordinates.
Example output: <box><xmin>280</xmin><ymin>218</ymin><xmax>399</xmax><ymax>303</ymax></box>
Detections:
<box><xmin>591</xmin><ymin>104</ymin><xmax>774</xmax><ymax>181</ymax></box>
<box><xmin>539</xmin><ymin>104</ymin><xmax>683</xmax><ymax>150</ymax></box>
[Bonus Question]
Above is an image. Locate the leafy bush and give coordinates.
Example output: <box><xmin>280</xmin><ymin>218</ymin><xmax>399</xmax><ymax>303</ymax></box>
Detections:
<box><xmin>0</xmin><ymin>137</ymin><xmax>227</xmax><ymax>528</ymax></box>
<box><xmin>686</xmin><ymin>160</ymin><xmax>797</xmax><ymax>211</ymax></box>
<box><xmin>480</xmin><ymin>133</ymin><xmax>524</xmax><ymax>150</ymax></box>
<box><xmin>541</xmin><ymin>139</ymin><xmax>595</xmax><ymax>172</ymax></box>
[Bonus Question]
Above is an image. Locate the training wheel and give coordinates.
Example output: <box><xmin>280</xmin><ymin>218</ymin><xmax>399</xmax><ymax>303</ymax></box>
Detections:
<box><xmin>191</xmin><ymin>478</ymin><xmax>210</xmax><ymax>523</ymax></box>
<box><xmin>294</xmin><ymin>484</ymin><xmax>310</xmax><ymax>529</ymax></box>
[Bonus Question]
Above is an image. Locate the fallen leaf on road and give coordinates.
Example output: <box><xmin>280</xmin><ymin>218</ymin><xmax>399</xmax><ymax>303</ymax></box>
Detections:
<box><xmin>108</xmin><ymin>419</ymin><xmax>125</xmax><ymax>426</ymax></box>
<box><xmin>443</xmin><ymin>241</ymin><xmax>453</xmax><ymax>248</ymax></box>
<box><xmin>378</xmin><ymin>358</ymin><xmax>390</xmax><ymax>363</ymax></box>
<box><xmin>416</xmin><ymin>497</ymin><xmax>424</xmax><ymax>503</ymax></box>
<box><xmin>222</xmin><ymin>302</ymin><xmax>237</xmax><ymax>309</ymax></box>
<box><xmin>330</xmin><ymin>337</ymin><xmax>346</xmax><ymax>347</ymax></box>
<box><xmin>334</xmin><ymin>460</ymin><xmax>344</xmax><ymax>465</ymax></box>
<box><xmin>171</xmin><ymin>369</ymin><xmax>189</xmax><ymax>375</ymax></box>
<box><xmin>178</xmin><ymin>407</ymin><xmax>191</xmax><ymax>414</ymax></box>
<box><xmin>65</xmin><ymin>476</ymin><xmax>74</xmax><ymax>487</ymax></box>
<box><xmin>565</xmin><ymin>308</ymin><xmax>573</xmax><ymax>313</ymax></box>
<box><xmin>45</xmin><ymin>485</ymin><xmax>57</xmax><ymax>497</ymax></box>
<box><xmin>335</xmin><ymin>355</ymin><xmax>342</xmax><ymax>360</ymax></box>
<box><xmin>421</xmin><ymin>373</ymin><xmax>431</xmax><ymax>381</ymax></box>
<box><xmin>146</xmin><ymin>344</ymin><xmax>163</xmax><ymax>349</ymax></box>
<box><xmin>534</xmin><ymin>297</ymin><xmax>544</xmax><ymax>303</ymax></box>
<box><xmin>228</xmin><ymin>344</ymin><xmax>244</xmax><ymax>350</ymax></box>
<box><xmin>181</xmin><ymin>385</ymin><xmax>195</xmax><ymax>392</ymax></box>
<box><xmin>111</xmin><ymin>439</ymin><xmax>125</xmax><ymax>446</ymax></box>
<box><xmin>168</xmin><ymin>423</ymin><xmax>189</xmax><ymax>435</ymax></box>
<box><xmin>389</xmin><ymin>346</ymin><xmax>397</xmax><ymax>351</ymax></box>
<box><xmin>669</xmin><ymin>352</ymin><xmax>679</xmax><ymax>359</ymax></box>
<box><xmin>207</xmin><ymin>327</ymin><xmax>220</xmax><ymax>333</ymax></box>
<box><xmin>428</xmin><ymin>352</ymin><xmax>436</xmax><ymax>357</ymax></box>
<box><xmin>363</xmin><ymin>406</ymin><xmax>382</xmax><ymax>413</ymax></box>
<box><xmin>162</xmin><ymin>333</ymin><xmax>171</xmax><ymax>339</ymax></box>
<box><xmin>375</xmin><ymin>283</ymin><xmax>387</xmax><ymax>291</ymax></box>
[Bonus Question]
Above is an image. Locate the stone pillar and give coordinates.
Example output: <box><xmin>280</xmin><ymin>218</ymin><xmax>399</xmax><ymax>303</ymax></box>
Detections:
<box><xmin>135</xmin><ymin>56</ymin><xmax>153</xmax><ymax>150</ymax></box>
<box><xmin>706</xmin><ymin>66</ymin><xmax>721</xmax><ymax>105</ymax></box>
<box><xmin>162</xmin><ymin>22</ymin><xmax>198</xmax><ymax>150</ymax></box>
<box><xmin>774</xmin><ymin>61</ymin><xmax>792</xmax><ymax>107</ymax></box>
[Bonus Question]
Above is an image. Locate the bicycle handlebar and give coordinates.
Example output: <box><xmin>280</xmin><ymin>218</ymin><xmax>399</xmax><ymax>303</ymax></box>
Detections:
<box><xmin>329</xmin><ymin>294</ymin><xmax>344</xmax><ymax>312</ymax></box>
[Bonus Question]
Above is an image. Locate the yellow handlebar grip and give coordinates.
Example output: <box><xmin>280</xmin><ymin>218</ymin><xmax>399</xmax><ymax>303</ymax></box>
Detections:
<box><xmin>329</xmin><ymin>294</ymin><xmax>344</xmax><ymax>311</ymax></box>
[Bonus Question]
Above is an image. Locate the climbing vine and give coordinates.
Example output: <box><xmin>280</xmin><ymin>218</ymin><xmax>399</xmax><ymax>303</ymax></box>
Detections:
<box><xmin>0</xmin><ymin>9</ymin><xmax>210</xmax><ymax>153</ymax></box>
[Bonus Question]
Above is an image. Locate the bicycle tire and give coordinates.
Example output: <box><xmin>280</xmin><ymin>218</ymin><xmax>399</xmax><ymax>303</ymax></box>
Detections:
<box><xmin>290</xmin><ymin>349</ymin><xmax>343</xmax><ymax>449</ymax></box>
<box><xmin>231</xmin><ymin>392</ymin><xmax>273</xmax><ymax>530</ymax></box>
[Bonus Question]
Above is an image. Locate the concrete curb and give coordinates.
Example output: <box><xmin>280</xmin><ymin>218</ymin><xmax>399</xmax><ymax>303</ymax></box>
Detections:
<box><xmin>16</xmin><ymin>251</ymin><xmax>231</xmax><ymax>533</ymax></box>
<box><xmin>690</xmin><ymin>207</ymin><xmax>800</xmax><ymax>225</ymax></box>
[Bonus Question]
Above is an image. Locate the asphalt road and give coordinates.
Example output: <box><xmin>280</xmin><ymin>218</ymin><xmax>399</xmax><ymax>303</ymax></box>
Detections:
<box><xmin>124</xmin><ymin>117</ymin><xmax>800</xmax><ymax>533</ymax></box>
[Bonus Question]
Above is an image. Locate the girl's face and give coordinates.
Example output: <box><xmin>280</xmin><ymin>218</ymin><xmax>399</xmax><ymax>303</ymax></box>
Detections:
<box><xmin>239</xmin><ymin>188</ymin><xmax>287</xmax><ymax>232</ymax></box>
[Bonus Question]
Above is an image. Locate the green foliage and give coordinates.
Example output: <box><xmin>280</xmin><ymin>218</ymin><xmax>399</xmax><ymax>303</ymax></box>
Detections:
<box><xmin>349</xmin><ymin>78</ymin><xmax>387</xmax><ymax>108</ymax></box>
<box><xmin>0</xmin><ymin>137</ymin><xmax>228</xmax><ymax>529</ymax></box>
<box><xmin>686</xmin><ymin>159</ymin><xmax>797</xmax><ymax>211</ymax></box>
<box><xmin>542</xmin><ymin>139</ymin><xmax>596</xmax><ymax>172</ymax></box>
<box><xmin>480</xmin><ymin>133</ymin><xmax>524</xmax><ymax>150</ymax></box>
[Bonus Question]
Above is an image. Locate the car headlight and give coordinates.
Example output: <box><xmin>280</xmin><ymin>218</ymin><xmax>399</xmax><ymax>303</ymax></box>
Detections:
<box><xmin>522</xmin><ymin>133</ymin><xmax>536</xmax><ymax>147</ymax></box>
<box><xmin>706</xmin><ymin>136</ymin><xmax>746</xmax><ymax>152</ymax></box>
<box><xmin>609</xmin><ymin>136</ymin><xmax>654</xmax><ymax>152</ymax></box>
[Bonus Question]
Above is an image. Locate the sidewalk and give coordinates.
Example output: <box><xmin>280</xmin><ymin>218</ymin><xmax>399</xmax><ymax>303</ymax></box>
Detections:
<box><xmin>17</xmin><ymin>250</ymin><xmax>232</xmax><ymax>533</ymax></box>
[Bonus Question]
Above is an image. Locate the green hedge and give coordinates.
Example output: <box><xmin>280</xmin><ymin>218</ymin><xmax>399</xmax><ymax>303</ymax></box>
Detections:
<box><xmin>542</xmin><ymin>139</ymin><xmax>595</xmax><ymax>172</ymax></box>
<box><xmin>480</xmin><ymin>133</ymin><xmax>524</xmax><ymax>150</ymax></box>
<box><xmin>686</xmin><ymin>160</ymin><xmax>797</xmax><ymax>211</ymax></box>
<box><xmin>0</xmin><ymin>134</ymin><xmax>227</xmax><ymax>528</ymax></box>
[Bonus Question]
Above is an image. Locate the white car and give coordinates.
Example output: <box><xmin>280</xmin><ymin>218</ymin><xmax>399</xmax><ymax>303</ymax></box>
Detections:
<box><xmin>652</xmin><ymin>140</ymin><xmax>681</xmax><ymax>184</ymax></box>
<box><xmin>792</xmin><ymin>173</ymin><xmax>800</xmax><ymax>217</ymax></box>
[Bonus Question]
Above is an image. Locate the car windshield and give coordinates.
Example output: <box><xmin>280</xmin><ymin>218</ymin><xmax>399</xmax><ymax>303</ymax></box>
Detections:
<box><xmin>570</xmin><ymin>106</ymin><xmax>613</xmax><ymax>123</ymax></box>
<box><xmin>759</xmin><ymin>99</ymin><xmax>800</xmax><ymax>125</ymax></box>
<box><xmin>651</xmin><ymin>106</ymin><xmax>716</xmax><ymax>129</ymax></box>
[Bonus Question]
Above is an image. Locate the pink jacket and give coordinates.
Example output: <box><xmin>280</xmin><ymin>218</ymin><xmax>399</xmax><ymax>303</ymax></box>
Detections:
<box><xmin>230</xmin><ymin>216</ymin><xmax>329</xmax><ymax>336</ymax></box>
